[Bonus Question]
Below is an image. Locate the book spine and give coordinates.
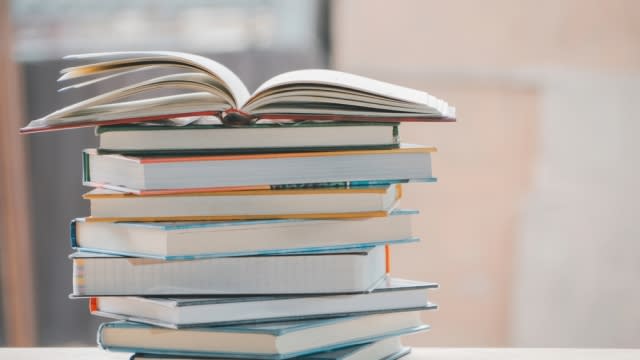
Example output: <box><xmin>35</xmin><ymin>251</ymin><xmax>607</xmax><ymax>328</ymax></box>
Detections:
<box><xmin>270</xmin><ymin>180</ymin><xmax>402</xmax><ymax>190</ymax></box>
<box><xmin>89</xmin><ymin>297</ymin><xmax>98</xmax><ymax>313</ymax></box>
<box><xmin>69</xmin><ymin>219</ymin><xmax>79</xmax><ymax>249</ymax></box>
<box><xmin>73</xmin><ymin>259</ymin><xmax>86</xmax><ymax>296</ymax></box>
<box><xmin>96</xmin><ymin>322</ymin><xmax>107</xmax><ymax>350</ymax></box>
<box><xmin>82</xmin><ymin>150</ymin><xmax>91</xmax><ymax>183</ymax></box>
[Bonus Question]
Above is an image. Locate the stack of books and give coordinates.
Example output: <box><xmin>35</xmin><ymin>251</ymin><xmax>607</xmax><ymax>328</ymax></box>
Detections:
<box><xmin>22</xmin><ymin>51</ymin><xmax>455</xmax><ymax>360</ymax></box>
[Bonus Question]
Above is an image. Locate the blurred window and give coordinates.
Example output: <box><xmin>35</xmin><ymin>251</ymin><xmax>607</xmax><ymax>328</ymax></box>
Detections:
<box><xmin>8</xmin><ymin>0</ymin><xmax>329</xmax><ymax>346</ymax></box>
<box><xmin>12</xmin><ymin>0</ymin><xmax>327</xmax><ymax>62</ymax></box>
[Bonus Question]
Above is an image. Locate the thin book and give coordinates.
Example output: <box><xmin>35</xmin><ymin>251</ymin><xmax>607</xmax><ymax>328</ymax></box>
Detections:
<box><xmin>96</xmin><ymin>122</ymin><xmax>400</xmax><ymax>155</ymax></box>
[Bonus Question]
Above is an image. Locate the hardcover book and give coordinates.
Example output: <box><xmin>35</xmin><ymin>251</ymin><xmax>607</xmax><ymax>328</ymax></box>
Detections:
<box><xmin>20</xmin><ymin>51</ymin><xmax>455</xmax><ymax>133</ymax></box>
<box><xmin>82</xmin><ymin>184</ymin><xmax>402</xmax><ymax>222</ymax></box>
<box><xmin>71</xmin><ymin>209</ymin><xmax>418</xmax><ymax>260</ymax></box>
<box><xmin>89</xmin><ymin>278</ymin><xmax>437</xmax><ymax>328</ymax></box>
<box><xmin>97</xmin><ymin>311</ymin><xmax>427</xmax><ymax>360</ymax></box>
<box><xmin>71</xmin><ymin>246</ymin><xmax>386</xmax><ymax>296</ymax></box>
<box><xmin>130</xmin><ymin>336</ymin><xmax>410</xmax><ymax>360</ymax></box>
<box><xmin>82</xmin><ymin>144</ymin><xmax>435</xmax><ymax>192</ymax></box>
<box><xmin>96</xmin><ymin>122</ymin><xmax>400</xmax><ymax>155</ymax></box>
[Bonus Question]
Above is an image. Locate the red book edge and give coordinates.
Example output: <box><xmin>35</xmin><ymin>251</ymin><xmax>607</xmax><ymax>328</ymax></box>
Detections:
<box><xmin>20</xmin><ymin>112</ymin><xmax>456</xmax><ymax>134</ymax></box>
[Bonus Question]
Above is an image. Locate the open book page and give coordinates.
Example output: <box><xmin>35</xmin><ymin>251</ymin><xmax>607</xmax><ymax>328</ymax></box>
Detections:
<box><xmin>22</xmin><ymin>93</ymin><xmax>225</xmax><ymax>131</ymax></box>
<box><xmin>250</xmin><ymin>69</ymin><xmax>455</xmax><ymax>118</ymax></box>
<box><xmin>26</xmin><ymin>73</ymin><xmax>232</xmax><ymax>128</ymax></box>
<box><xmin>244</xmin><ymin>88</ymin><xmax>432</xmax><ymax>113</ymax></box>
<box><xmin>62</xmin><ymin>51</ymin><xmax>251</xmax><ymax>107</ymax></box>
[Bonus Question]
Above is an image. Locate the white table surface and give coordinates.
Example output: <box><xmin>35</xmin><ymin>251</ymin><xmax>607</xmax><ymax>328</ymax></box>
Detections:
<box><xmin>0</xmin><ymin>347</ymin><xmax>639</xmax><ymax>359</ymax></box>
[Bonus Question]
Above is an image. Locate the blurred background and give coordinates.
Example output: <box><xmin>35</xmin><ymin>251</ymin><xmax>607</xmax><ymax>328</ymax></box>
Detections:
<box><xmin>1</xmin><ymin>0</ymin><xmax>639</xmax><ymax>348</ymax></box>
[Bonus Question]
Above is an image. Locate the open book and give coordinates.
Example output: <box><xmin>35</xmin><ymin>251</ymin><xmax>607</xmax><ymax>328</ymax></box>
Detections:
<box><xmin>20</xmin><ymin>51</ymin><xmax>456</xmax><ymax>133</ymax></box>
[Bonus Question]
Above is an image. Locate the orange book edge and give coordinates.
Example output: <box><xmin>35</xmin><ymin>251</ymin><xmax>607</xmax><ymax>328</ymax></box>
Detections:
<box><xmin>84</xmin><ymin>210</ymin><xmax>390</xmax><ymax>223</ymax></box>
<box><xmin>89</xmin><ymin>297</ymin><xmax>98</xmax><ymax>313</ymax></box>
<box><xmin>84</xmin><ymin>144</ymin><xmax>437</xmax><ymax>164</ymax></box>
<box><xmin>385</xmin><ymin>245</ymin><xmax>391</xmax><ymax>274</ymax></box>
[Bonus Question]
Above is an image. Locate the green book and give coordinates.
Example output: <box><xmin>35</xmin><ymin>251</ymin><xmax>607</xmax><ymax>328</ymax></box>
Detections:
<box><xmin>96</xmin><ymin>122</ymin><xmax>399</xmax><ymax>155</ymax></box>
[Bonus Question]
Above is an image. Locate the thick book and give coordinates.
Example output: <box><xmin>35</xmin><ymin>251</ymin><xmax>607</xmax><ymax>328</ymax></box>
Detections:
<box><xmin>82</xmin><ymin>144</ymin><xmax>435</xmax><ymax>192</ymax></box>
<box><xmin>130</xmin><ymin>336</ymin><xmax>410</xmax><ymax>360</ymax></box>
<box><xmin>20</xmin><ymin>51</ymin><xmax>455</xmax><ymax>133</ymax></box>
<box><xmin>71</xmin><ymin>209</ymin><xmax>418</xmax><ymax>260</ymax></box>
<box><xmin>96</xmin><ymin>122</ymin><xmax>399</xmax><ymax>155</ymax></box>
<box><xmin>97</xmin><ymin>310</ymin><xmax>427</xmax><ymax>359</ymax></box>
<box><xmin>71</xmin><ymin>246</ymin><xmax>386</xmax><ymax>296</ymax></box>
<box><xmin>90</xmin><ymin>278</ymin><xmax>437</xmax><ymax>328</ymax></box>
<box><xmin>82</xmin><ymin>184</ymin><xmax>402</xmax><ymax>222</ymax></box>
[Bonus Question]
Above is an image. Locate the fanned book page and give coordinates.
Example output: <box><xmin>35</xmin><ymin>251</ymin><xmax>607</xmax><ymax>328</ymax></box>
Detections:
<box><xmin>20</xmin><ymin>51</ymin><xmax>456</xmax><ymax>133</ymax></box>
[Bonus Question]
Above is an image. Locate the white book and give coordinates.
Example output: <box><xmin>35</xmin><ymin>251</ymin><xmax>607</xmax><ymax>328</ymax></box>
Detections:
<box><xmin>129</xmin><ymin>336</ymin><xmax>410</xmax><ymax>360</ymax></box>
<box><xmin>71</xmin><ymin>209</ymin><xmax>417</xmax><ymax>260</ymax></box>
<box><xmin>20</xmin><ymin>51</ymin><xmax>455</xmax><ymax>133</ymax></box>
<box><xmin>82</xmin><ymin>184</ymin><xmax>402</xmax><ymax>222</ymax></box>
<box><xmin>97</xmin><ymin>310</ymin><xmax>428</xmax><ymax>359</ymax></box>
<box><xmin>71</xmin><ymin>246</ymin><xmax>386</xmax><ymax>296</ymax></box>
<box><xmin>90</xmin><ymin>278</ymin><xmax>437</xmax><ymax>328</ymax></box>
<box><xmin>82</xmin><ymin>144</ymin><xmax>435</xmax><ymax>192</ymax></box>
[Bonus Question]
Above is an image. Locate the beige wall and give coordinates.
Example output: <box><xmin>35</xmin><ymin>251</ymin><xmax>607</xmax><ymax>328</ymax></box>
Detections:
<box><xmin>332</xmin><ymin>0</ymin><xmax>640</xmax><ymax>347</ymax></box>
<box><xmin>396</xmin><ymin>84</ymin><xmax>537</xmax><ymax>346</ymax></box>
<box><xmin>333</xmin><ymin>0</ymin><xmax>640</xmax><ymax>72</ymax></box>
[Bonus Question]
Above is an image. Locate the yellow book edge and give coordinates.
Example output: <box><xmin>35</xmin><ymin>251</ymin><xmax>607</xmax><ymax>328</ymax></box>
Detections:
<box><xmin>83</xmin><ymin>185</ymin><xmax>394</xmax><ymax>199</ymax></box>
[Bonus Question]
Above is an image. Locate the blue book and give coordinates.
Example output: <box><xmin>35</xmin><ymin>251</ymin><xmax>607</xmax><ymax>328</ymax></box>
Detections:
<box><xmin>98</xmin><ymin>310</ymin><xmax>428</xmax><ymax>360</ymax></box>
<box><xmin>130</xmin><ymin>336</ymin><xmax>411</xmax><ymax>359</ymax></box>
<box><xmin>71</xmin><ymin>210</ymin><xmax>419</xmax><ymax>260</ymax></box>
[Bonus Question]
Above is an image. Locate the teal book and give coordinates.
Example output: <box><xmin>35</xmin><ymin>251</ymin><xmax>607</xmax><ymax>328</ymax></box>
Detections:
<box><xmin>97</xmin><ymin>122</ymin><xmax>399</xmax><ymax>156</ymax></box>
<box><xmin>129</xmin><ymin>336</ymin><xmax>411</xmax><ymax>360</ymax></box>
<box><xmin>97</xmin><ymin>310</ymin><xmax>428</xmax><ymax>360</ymax></box>
<box><xmin>70</xmin><ymin>209</ymin><xmax>419</xmax><ymax>260</ymax></box>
